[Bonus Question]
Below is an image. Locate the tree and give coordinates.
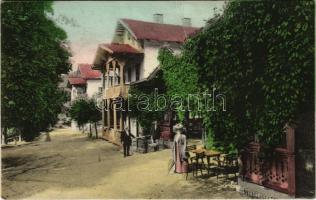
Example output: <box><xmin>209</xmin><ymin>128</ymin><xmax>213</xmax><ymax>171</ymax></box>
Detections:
<box><xmin>69</xmin><ymin>98</ymin><xmax>101</xmax><ymax>138</ymax></box>
<box><xmin>1</xmin><ymin>2</ymin><xmax>71</xmax><ymax>141</ymax></box>
<box><xmin>87</xmin><ymin>99</ymin><xmax>102</xmax><ymax>138</ymax></box>
<box><xmin>69</xmin><ymin>99</ymin><xmax>90</xmax><ymax>132</ymax></box>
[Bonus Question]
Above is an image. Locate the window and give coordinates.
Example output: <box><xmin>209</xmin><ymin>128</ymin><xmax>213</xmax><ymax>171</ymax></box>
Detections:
<box><xmin>127</xmin><ymin>68</ymin><xmax>131</xmax><ymax>82</ymax></box>
<box><xmin>98</xmin><ymin>87</ymin><xmax>103</xmax><ymax>93</ymax></box>
<box><xmin>117</xmin><ymin>76</ymin><xmax>120</xmax><ymax>85</ymax></box>
<box><xmin>110</xmin><ymin>76</ymin><xmax>113</xmax><ymax>86</ymax></box>
<box><xmin>135</xmin><ymin>64</ymin><xmax>140</xmax><ymax>81</ymax></box>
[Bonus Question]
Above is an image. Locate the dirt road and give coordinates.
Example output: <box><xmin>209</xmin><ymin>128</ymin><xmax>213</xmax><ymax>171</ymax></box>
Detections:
<box><xmin>1</xmin><ymin>128</ymin><xmax>243</xmax><ymax>199</ymax></box>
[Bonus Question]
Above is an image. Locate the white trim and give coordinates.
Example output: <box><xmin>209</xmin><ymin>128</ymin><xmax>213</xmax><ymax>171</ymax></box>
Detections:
<box><xmin>118</xmin><ymin>19</ymin><xmax>138</xmax><ymax>40</ymax></box>
<box><xmin>99</xmin><ymin>44</ymin><xmax>114</xmax><ymax>54</ymax></box>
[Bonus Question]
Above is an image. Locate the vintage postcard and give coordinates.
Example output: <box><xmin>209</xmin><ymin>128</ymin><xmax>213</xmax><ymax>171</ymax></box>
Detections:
<box><xmin>1</xmin><ymin>1</ymin><xmax>315</xmax><ymax>199</ymax></box>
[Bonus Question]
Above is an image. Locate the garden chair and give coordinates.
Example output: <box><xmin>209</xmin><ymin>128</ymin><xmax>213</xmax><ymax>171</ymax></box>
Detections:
<box><xmin>205</xmin><ymin>156</ymin><xmax>221</xmax><ymax>178</ymax></box>
<box><xmin>215</xmin><ymin>153</ymin><xmax>239</xmax><ymax>180</ymax></box>
<box><xmin>223</xmin><ymin>154</ymin><xmax>239</xmax><ymax>178</ymax></box>
<box><xmin>186</xmin><ymin>144</ymin><xmax>197</xmax><ymax>151</ymax></box>
<box><xmin>189</xmin><ymin>151</ymin><xmax>205</xmax><ymax>177</ymax></box>
<box><xmin>185</xmin><ymin>145</ymin><xmax>197</xmax><ymax>179</ymax></box>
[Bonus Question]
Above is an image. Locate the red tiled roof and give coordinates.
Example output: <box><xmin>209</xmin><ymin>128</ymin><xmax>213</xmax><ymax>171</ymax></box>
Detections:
<box><xmin>100</xmin><ymin>43</ymin><xmax>142</xmax><ymax>54</ymax></box>
<box><xmin>78</xmin><ymin>63</ymin><xmax>101</xmax><ymax>79</ymax></box>
<box><xmin>120</xmin><ymin>18</ymin><xmax>200</xmax><ymax>43</ymax></box>
<box><xmin>68</xmin><ymin>77</ymin><xmax>86</xmax><ymax>85</ymax></box>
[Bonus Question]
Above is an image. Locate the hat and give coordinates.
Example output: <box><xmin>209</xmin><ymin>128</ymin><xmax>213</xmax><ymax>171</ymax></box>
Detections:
<box><xmin>173</xmin><ymin>123</ymin><xmax>184</xmax><ymax>132</ymax></box>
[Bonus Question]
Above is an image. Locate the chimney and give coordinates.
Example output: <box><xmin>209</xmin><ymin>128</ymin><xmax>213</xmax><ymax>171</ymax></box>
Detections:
<box><xmin>153</xmin><ymin>13</ymin><xmax>163</xmax><ymax>24</ymax></box>
<box><xmin>182</xmin><ymin>17</ymin><xmax>191</xmax><ymax>27</ymax></box>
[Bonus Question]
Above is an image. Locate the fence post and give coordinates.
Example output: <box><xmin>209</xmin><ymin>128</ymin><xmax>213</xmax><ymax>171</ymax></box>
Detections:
<box><xmin>286</xmin><ymin>125</ymin><xmax>295</xmax><ymax>196</ymax></box>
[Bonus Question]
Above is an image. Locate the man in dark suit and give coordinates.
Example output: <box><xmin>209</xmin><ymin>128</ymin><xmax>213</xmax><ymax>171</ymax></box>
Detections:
<box><xmin>121</xmin><ymin>127</ymin><xmax>135</xmax><ymax>157</ymax></box>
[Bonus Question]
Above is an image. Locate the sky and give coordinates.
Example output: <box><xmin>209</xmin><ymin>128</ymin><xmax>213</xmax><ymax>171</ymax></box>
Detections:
<box><xmin>52</xmin><ymin>1</ymin><xmax>225</xmax><ymax>69</ymax></box>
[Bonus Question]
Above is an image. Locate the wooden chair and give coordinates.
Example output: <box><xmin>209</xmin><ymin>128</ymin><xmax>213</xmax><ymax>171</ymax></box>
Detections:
<box><xmin>215</xmin><ymin>154</ymin><xmax>239</xmax><ymax>180</ymax></box>
<box><xmin>186</xmin><ymin>145</ymin><xmax>197</xmax><ymax>151</ymax></box>
<box><xmin>223</xmin><ymin>154</ymin><xmax>239</xmax><ymax>178</ymax></box>
<box><xmin>185</xmin><ymin>145</ymin><xmax>197</xmax><ymax>179</ymax></box>
<box><xmin>190</xmin><ymin>152</ymin><xmax>205</xmax><ymax>177</ymax></box>
<box><xmin>205</xmin><ymin>155</ymin><xmax>220</xmax><ymax>177</ymax></box>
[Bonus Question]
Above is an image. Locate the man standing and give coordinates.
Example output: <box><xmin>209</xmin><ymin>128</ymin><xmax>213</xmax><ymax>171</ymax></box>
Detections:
<box><xmin>121</xmin><ymin>127</ymin><xmax>135</xmax><ymax>157</ymax></box>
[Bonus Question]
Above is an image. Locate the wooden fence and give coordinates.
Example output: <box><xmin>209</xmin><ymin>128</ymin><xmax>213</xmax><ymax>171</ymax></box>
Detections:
<box><xmin>240</xmin><ymin>126</ymin><xmax>295</xmax><ymax>196</ymax></box>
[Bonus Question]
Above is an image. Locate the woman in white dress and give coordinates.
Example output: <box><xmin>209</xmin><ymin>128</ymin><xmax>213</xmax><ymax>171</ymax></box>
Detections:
<box><xmin>172</xmin><ymin>123</ymin><xmax>188</xmax><ymax>173</ymax></box>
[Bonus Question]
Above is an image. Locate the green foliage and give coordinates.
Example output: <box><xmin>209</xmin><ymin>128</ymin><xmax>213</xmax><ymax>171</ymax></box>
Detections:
<box><xmin>88</xmin><ymin>99</ymin><xmax>102</xmax><ymax>124</ymax></box>
<box><xmin>159</xmin><ymin>0</ymin><xmax>314</xmax><ymax>153</ymax></box>
<box><xmin>1</xmin><ymin>2</ymin><xmax>71</xmax><ymax>141</ymax></box>
<box><xmin>128</xmin><ymin>70</ymin><xmax>166</xmax><ymax>135</ymax></box>
<box><xmin>70</xmin><ymin>98</ymin><xmax>101</xmax><ymax>129</ymax></box>
<box><xmin>158</xmin><ymin>48</ymin><xmax>200</xmax><ymax>121</ymax></box>
<box><xmin>69</xmin><ymin>99</ymin><xmax>89</xmax><ymax>127</ymax></box>
<box><xmin>204</xmin><ymin>129</ymin><xmax>214</xmax><ymax>150</ymax></box>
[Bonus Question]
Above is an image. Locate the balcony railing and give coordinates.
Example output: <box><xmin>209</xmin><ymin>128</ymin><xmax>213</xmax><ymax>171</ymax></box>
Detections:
<box><xmin>104</xmin><ymin>84</ymin><xmax>130</xmax><ymax>99</ymax></box>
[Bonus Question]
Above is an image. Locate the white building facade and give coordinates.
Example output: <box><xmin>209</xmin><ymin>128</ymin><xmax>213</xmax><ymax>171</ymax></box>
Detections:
<box><xmin>92</xmin><ymin>16</ymin><xmax>200</xmax><ymax>144</ymax></box>
<box><xmin>68</xmin><ymin>63</ymin><xmax>103</xmax><ymax>131</ymax></box>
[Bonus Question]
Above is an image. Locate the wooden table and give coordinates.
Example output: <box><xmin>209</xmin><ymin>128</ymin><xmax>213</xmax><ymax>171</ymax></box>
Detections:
<box><xmin>190</xmin><ymin>148</ymin><xmax>221</xmax><ymax>166</ymax></box>
<box><xmin>190</xmin><ymin>148</ymin><xmax>220</xmax><ymax>155</ymax></box>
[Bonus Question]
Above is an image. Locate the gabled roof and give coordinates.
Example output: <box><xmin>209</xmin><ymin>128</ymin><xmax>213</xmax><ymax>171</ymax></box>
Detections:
<box><xmin>78</xmin><ymin>63</ymin><xmax>101</xmax><ymax>79</ymax></box>
<box><xmin>68</xmin><ymin>64</ymin><xmax>102</xmax><ymax>86</ymax></box>
<box><xmin>68</xmin><ymin>77</ymin><xmax>86</xmax><ymax>85</ymax></box>
<box><xmin>100</xmin><ymin>43</ymin><xmax>142</xmax><ymax>54</ymax></box>
<box><xmin>119</xmin><ymin>18</ymin><xmax>200</xmax><ymax>43</ymax></box>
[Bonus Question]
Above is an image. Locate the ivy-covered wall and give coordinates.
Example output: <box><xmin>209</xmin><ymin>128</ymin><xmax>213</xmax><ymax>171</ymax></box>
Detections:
<box><xmin>158</xmin><ymin>0</ymin><xmax>314</xmax><ymax>153</ymax></box>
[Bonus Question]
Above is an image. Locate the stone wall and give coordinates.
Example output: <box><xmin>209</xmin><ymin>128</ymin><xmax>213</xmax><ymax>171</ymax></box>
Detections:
<box><xmin>237</xmin><ymin>178</ymin><xmax>292</xmax><ymax>199</ymax></box>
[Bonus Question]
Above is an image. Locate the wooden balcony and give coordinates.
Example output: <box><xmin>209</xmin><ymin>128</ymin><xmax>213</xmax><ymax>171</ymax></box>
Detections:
<box><xmin>104</xmin><ymin>84</ymin><xmax>130</xmax><ymax>99</ymax></box>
